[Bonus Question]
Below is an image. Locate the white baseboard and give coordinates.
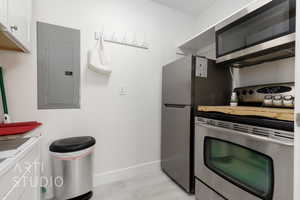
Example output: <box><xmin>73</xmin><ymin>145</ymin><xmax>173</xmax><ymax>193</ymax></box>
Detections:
<box><xmin>93</xmin><ymin>160</ymin><xmax>161</xmax><ymax>187</ymax></box>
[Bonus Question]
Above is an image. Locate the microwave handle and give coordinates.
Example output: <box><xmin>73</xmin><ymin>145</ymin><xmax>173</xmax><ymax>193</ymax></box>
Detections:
<box><xmin>197</xmin><ymin>122</ymin><xmax>293</xmax><ymax>147</ymax></box>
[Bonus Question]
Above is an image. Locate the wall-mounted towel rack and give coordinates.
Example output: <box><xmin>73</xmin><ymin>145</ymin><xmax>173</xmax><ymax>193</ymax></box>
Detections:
<box><xmin>94</xmin><ymin>32</ymin><xmax>149</xmax><ymax>50</ymax></box>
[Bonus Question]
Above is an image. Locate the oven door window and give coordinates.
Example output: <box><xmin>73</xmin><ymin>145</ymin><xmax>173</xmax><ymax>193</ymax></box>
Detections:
<box><xmin>204</xmin><ymin>137</ymin><xmax>274</xmax><ymax>200</ymax></box>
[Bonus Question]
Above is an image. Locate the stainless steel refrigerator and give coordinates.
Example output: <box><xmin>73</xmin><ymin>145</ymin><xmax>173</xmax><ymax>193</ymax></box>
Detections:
<box><xmin>161</xmin><ymin>56</ymin><xmax>232</xmax><ymax>193</ymax></box>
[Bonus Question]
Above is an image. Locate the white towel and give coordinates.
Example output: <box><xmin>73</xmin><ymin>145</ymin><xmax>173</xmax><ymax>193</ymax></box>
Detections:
<box><xmin>88</xmin><ymin>35</ymin><xmax>112</xmax><ymax>75</ymax></box>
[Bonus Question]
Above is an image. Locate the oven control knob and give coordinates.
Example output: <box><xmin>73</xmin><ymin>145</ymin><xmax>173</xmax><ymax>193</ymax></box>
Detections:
<box><xmin>248</xmin><ymin>90</ymin><xmax>254</xmax><ymax>95</ymax></box>
<box><xmin>283</xmin><ymin>95</ymin><xmax>294</xmax><ymax>108</ymax></box>
<box><xmin>264</xmin><ymin>95</ymin><xmax>273</xmax><ymax>107</ymax></box>
<box><xmin>273</xmin><ymin>95</ymin><xmax>283</xmax><ymax>107</ymax></box>
<box><xmin>242</xmin><ymin>90</ymin><xmax>247</xmax><ymax>95</ymax></box>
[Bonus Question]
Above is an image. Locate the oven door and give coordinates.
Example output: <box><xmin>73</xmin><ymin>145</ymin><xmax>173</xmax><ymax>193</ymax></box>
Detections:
<box><xmin>195</xmin><ymin>120</ymin><xmax>293</xmax><ymax>200</ymax></box>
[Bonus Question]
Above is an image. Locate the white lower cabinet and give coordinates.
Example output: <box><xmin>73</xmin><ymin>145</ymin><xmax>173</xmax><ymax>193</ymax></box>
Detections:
<box><xmin>0</xmin><ymin>137</ymin><xmax>41</xmax><ymax>200</ymax></box>
<box><xmin>18</xmin><ymin>158</ymin><xmax>40</xmax><ymax>200</ymax></box>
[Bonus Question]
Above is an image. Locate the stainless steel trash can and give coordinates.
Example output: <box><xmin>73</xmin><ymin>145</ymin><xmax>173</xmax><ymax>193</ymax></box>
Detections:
<box><xmin>50</xmin><ymin>136</ymin><xmax>96</xmax><ymax>200</ymax></box>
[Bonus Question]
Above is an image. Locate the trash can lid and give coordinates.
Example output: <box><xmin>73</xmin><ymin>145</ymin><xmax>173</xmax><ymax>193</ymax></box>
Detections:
<box><xmin>49</xmin><ymin>136</ymin><xmax>96</xmax><ymax>153</ymax></box>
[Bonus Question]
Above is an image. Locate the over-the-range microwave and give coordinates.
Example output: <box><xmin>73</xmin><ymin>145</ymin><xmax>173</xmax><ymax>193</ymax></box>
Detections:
<box><xmin>216</xmin><ymin>0</ymin><xmax>296</xmax><ymax>67</ymax></box>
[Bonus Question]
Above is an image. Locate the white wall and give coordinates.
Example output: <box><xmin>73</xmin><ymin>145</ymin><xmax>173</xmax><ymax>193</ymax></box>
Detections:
<box><xmin>0</xmin><ymin>0</ymin><xmax>196</xmax><ymax>197</ymax></box>
<box><xmin>234</xmin><ymin>58</ymin><xmax>295</xmax><ymax>87</ymax></box>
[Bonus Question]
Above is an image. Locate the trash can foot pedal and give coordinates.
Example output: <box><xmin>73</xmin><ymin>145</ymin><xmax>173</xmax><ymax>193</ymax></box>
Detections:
<box><xmin>68</xmin><ymin>191</ymin><xmax>93</xmax><ymax>200</ymax></box>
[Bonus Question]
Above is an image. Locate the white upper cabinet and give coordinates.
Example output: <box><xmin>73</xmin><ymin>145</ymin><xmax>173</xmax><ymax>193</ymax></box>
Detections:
<box><xmin>0</xmin><ymin>0</ymin><xmax>32</xmax><ymax>52</ymax></box>
<box><xmin>0</xmin><ymin>0</ymin><xmax>8</xmax><ymax>28</ymax></box>
<box><xmin>7</xmin><ymin>0</ymin><xmax>31</xmax><ymax>49</ymax></box>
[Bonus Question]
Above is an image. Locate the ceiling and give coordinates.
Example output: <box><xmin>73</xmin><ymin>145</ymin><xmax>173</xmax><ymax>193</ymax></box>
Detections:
<box><xmin>151</xmin><ymin>0</ymin><xmax>216</xmax><ymax>16</ymax></box>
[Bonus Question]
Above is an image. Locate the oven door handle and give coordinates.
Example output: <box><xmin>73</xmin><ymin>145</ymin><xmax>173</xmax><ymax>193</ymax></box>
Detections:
<box><xmin>197</xmin><ymin>122</ymin><xmax>293</xmax><ymax>147</ymax></box>
<box><xmin>296</xmin><ymin>113</ymin><xmax>300</xmax><ymax>127</ymax></box>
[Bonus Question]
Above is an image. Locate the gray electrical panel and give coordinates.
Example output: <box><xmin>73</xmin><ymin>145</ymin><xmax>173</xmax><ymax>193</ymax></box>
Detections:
<box><xmin>37</xmin><ymin>22</ymin><xmax>80</xmax><ymax>109</ymax></box>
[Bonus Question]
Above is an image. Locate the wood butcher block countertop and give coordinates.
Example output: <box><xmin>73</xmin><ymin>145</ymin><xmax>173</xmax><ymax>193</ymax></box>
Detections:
<box><xmin>197</xmin><ymin>106</ymin><xmax>294</xmax><ymax>122</ymax></box>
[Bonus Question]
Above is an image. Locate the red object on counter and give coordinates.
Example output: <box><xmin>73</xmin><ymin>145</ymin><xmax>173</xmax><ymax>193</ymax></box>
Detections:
<box><xmin>0</xmin><ymin>121</ymin><xmax>42</xmax><ymax>136</ymax></box>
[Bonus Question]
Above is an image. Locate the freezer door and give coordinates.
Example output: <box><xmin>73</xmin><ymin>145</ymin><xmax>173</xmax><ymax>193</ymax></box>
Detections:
<box><xmin>162</xmin><ymin>57</ymin><xmax>192</xmax><ymax>105</ymax></box>
<box><xmin>161</xmin><ymin>104</ymin><xmax>191</xmax><ymax>192</ymax></box>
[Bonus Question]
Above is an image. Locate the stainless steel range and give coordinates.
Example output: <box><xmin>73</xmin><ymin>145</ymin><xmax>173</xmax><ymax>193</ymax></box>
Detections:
<box><xmin>195</xmin><ymin>83</ymin><xmax>294</xmax><ymax>200</ymax></box>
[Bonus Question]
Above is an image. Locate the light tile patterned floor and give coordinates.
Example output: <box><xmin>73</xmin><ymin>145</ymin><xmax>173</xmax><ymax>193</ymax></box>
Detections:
<box><xmin>92</xmin><ymin>171</ymin><xmax>195</xmax><ymax>200</ymax></box>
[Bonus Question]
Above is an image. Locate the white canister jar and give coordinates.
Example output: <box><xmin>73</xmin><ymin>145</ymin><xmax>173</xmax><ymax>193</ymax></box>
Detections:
<box><xmin>230</xmin><ymin>92</ymin><xmax>238</xmax><ymax>107</ymax></box>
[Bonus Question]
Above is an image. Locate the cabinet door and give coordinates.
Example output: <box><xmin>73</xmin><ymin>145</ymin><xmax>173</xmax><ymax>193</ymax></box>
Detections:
<box><xmin>7</xmin><ymin>0</ymin><xmax>31</xmax><ymax>49</ymax></box>
<box><xmin>0</xmin><ymin>0</ymin><xmax>7</xmax><ymax>28</ymax></box>
<box><xmin>18</xmin><ymin>158</ymin><xmax>41</xmax><ymax>200</ymax></box>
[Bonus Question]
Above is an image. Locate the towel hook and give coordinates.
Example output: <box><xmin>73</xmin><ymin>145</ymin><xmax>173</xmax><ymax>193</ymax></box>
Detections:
<box><xmin>95</xmin><ymin>32</ymin><xmax>99</xmax><ymax>40</ymax></box>
<box><xmin>101</xmin><ymin>28</ymin><xmax>104</xmax><ymax>37</ymax></box>
<box><xmin>95</xmin><ymin>29</ymin><xmax>105</xmax><ymax>41</ymax></box>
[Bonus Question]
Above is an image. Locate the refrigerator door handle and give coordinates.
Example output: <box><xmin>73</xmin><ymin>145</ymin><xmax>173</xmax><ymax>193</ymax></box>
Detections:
<box><xmin>164</xmin><ymin>104</ymin><xmax>187</xmax><ymax>108</ymax></box>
